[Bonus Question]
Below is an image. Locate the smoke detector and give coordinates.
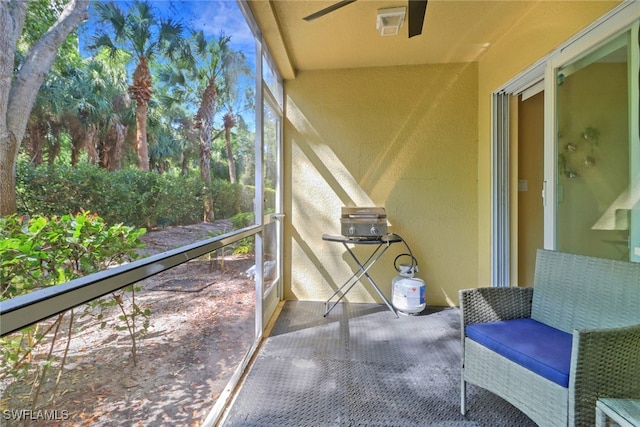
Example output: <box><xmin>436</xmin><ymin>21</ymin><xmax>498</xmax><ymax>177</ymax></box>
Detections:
<box><xmin>376</xmin><ymin>7</ymin><xmax>406</xmax><ymax>36</ymax></box>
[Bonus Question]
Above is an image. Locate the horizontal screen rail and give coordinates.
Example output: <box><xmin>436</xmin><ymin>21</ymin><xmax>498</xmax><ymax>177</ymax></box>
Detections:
<box><xmin>0</xmin><ymin>225</ymin><xmax>261</xmax><ymax>337</ymax></box>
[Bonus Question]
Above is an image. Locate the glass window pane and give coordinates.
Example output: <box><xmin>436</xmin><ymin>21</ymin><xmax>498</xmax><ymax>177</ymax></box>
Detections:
<box><xmin>11</xmin><ymin>0</ymin><xmax>258</xmax><ymax>298</ymax></box>
<box><xmin>555</xmin><ymin>32</ymin><xmax>633</xmax><ymax>260</ymax></box>
<box><xmin>0</xmin><ymin>240</ymin><xmax>255</xmax><ymax>424</ymax></box>
<box><xmin>263</xmin><ymin>101</ymin><xmax>279</xmax><ymax>215</ymax></box>
<box><xmin>262</xmin><ymin>54</ymin><xmax>282</xmax><ymax>108</ymax></box>
<box><xmin>263</xmin><ymin>222</ymin><xmax>279</xmax><ymax>292</ymax></box>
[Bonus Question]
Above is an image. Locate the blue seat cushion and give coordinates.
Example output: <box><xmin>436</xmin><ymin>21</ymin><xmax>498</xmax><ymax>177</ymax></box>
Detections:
<box><xmin>466</xmin><ymin>318</ymin><xmax>572</xmax><ymax>387</ymax></box>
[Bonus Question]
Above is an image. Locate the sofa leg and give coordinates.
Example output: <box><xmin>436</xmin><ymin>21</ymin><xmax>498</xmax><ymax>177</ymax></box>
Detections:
<box><xmin>461</xmin><ymin>377</ymin><xmax>466</xmax><ymax>415</ymax></box>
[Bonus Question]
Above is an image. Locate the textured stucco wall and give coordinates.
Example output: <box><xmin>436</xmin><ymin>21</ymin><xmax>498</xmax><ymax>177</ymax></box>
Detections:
<box><xmin>283</xmin><ymin>63</ymin><xmax>478</xmax><ymax>307</ymax></box>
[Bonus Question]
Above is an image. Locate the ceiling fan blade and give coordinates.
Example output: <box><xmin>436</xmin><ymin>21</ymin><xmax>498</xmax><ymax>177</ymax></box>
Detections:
<box><xmin>408</xmin><ymin>0</ymin><xmax>428</xmax><ymax>38</ymax></box>
<box><xmin>303</xmin><ymin>0</ymin><xmax>358</xmax><ymax>22</ymax></box>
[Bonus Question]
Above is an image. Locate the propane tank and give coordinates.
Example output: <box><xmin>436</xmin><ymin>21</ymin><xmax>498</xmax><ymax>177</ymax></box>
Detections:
<box><xmin>392</xmin><ymin>259</ymin><xmax>426</xmax><ymax>315</ymax></box>
<box><xmin>393</xmin><ymin>276</ymin><xmax>426</xmax><ymax>315</ymax></box>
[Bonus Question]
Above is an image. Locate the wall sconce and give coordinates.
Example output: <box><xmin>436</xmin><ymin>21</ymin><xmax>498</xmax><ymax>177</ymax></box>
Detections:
<box><xmin>376</xmin><ymin>7</ymin><xmax>406</xmax><ymax>36</ymax></box>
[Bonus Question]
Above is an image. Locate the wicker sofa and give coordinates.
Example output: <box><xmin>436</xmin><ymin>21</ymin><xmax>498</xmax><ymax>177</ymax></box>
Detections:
<box><xmin>459</xmin><ymin>249</ymin><xmax>640</xmax><ymax>426</ymax></box>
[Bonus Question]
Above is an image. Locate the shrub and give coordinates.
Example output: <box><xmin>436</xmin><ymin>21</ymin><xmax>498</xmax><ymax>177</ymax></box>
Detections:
<box><xmin>16</xmin><ymin>162</ymin><xmax>254</xmax><ymax>228</ymax></box>
<box><xmin>0</xmin><ymin>211</ymin><xmax>146</xmax><ymax>299</ymax></box>
<box><xmin>230</xmin><ymin>212</ymin><xmax>255</xmax><ymax>229</ymax></box>
<box><xmin>0</xmin><ymin>212</ymin><xmax>149</xmax><ymax>407</ymax></box>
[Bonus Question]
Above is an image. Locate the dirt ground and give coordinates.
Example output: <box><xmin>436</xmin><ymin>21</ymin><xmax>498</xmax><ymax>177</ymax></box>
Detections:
<box><xmin>0</xmin><ymin>221</ymin><xmax>256</xmax><ymax>426</ymax></box>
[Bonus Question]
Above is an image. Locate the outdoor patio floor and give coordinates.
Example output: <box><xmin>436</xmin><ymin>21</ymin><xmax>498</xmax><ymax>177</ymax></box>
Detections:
<box><xmin>220</xmin><ymin>301</ymin><xmax>537</xmax><ymax>426</ymax></box>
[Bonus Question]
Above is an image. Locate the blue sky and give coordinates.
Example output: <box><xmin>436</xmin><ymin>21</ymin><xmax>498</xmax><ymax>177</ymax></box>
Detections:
<box><xmin>153</xmin><ymin>0</ymin><xmax>255</xmax><ymax>56</ymax></box>
<box><xmin>78</xmin><ymin>1</ymin><xmax>258</xmax><ymax>123</ymax></box>
<box><xmin>80</xmin><ymin>1</ymin><xmax>256</xmax><ymax>64</ymax></box>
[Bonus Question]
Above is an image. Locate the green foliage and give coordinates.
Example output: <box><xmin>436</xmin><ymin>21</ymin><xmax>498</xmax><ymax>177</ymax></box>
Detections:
<box><xmin>0</xmin><ymin>210</ymin><xmax>146</xmax><ymax>298</ymax></box>
<box><xmin>0</xmin><ymin>212</ymin><xmax>149</xmax><ymax>407</ymax></box>
<box><xmin>16</xmin><ymin>162</ymin><xmax>253</xmax><ymax>228</ymax></box>
<box><xmin>206</xmin><ymin>212</ymin><xmax>255</xmax><ymax>260</ymax></box>
<box><xmin>230</xmin><ymin>212</ymin><xmax>254</xmax><ymax>229</ymax></box>
<box><xmin>209</xmin><ymin>180</ymin><xmax>242</xmax><ymax>220</ymax></box>
<box><xmin>229</xmin><ymin>213</ymin><xmax>255</xmax><ymax>255</ymax></box>
<box><xmin>0</xmin><ymin>212</ymin><xmax>146</xmax><ymax>300</ymax></box>
<box><xmin>232</xmin><ymin>237</ymin><xmax>254</xmax><ymax>255</ymax></box>
<box><xmin>16</xmin><ymin>0</ymin><xmax>258</xmax><ymax>194</ymax></box>
<box><xmin>18</xmin><ymin>0</ymin><xmax>83</xmax><ymax>72</ymax></box>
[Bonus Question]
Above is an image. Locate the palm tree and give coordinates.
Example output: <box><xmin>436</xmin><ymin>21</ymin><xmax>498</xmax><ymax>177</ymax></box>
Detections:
<box><xmin>27</xmin><ymin>50</ymin><xmax>134</xmax><ymax>169</ymax></box>
<box><xmin>153</xmin><ymin>85</ymin><xmax>199</xmax><ymax>176</ymax></box>
<box><xmin>222</xmin><ymin>111</ymin><xmax>237</xmax><ymax>184</ymax></box>
<box><xmin>145</xmin><ymin>97</ymin><xmax>187</xmax><ymax>174</ymax></box>
<box><xmin>159</xmin><ymin>32</ymin><xmax>230</xmax><ymax>182</ymax></box>
<box><xmin>194</xmin><ymin>80</ymin><xmax>218</xmax><ymax>184</ymax></box>
<box><xmin>158</xmin><ymin>32</ymin><xmax>235</xmax><ymax>220</ymax></box>
<box><xmin>83</xmin><ymin>54</ymin><xmax>135</xmax><ymax>171</ymax></box>
<box><xmin>91</xmin><ymin>1</ymin><xmax>189</xmax><ymax>171</ymax></box>
<box><xmin>215</xmin><ymin>40</ymin><xmax>251</xmax><ymax>184</ymax></box>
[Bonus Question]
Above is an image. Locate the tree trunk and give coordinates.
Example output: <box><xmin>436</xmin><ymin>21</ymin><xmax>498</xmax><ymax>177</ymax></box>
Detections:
<box><xmin>130</xmin><ymin>57</ymin><xmax>153</xmax><ymax>171</ymax></box>
<box><xmin>0</xmin><ymin>0</ymin><xmax>89</xmax><ymax>216</ymax></box>
<box><xmin>26</xmin><ymin>117</ymin><xmax>45</xmax><ymax>165</ymax></box>
<box><xmin>135</xmin><ymin>102</ymin><xmax>149</xmax><ymax>171</ymax></box>
<box><xmin>0</xmin><ymin>132</ymin><xmax>18</xmax><ymax>216</ymax></box>
<box><xmin>180</xmin><ymin>153</ymin><xmax>188</xmax><ymax>176</ymax></box>
<box><xmin>84</xmin><ymin>124</ymin><xmax>98</xmax><ymax>165</ymax></box>
<box><xmin>68</xmin><ymin>116</ymin><xmax>87</xmax><ymax>166</ymax></box>
<box><xmin>47</xmin><ymin>136</ymin><xmax>60</xmax><ymax>166</ymax></box>
<box><xmin>224</xmin><ymin>128</ymin><xmax>236</xmax><ymax>184</ymax></box>
<box><xmin>198</xmin><ymin>128</ymin><xmax>212</xmax><ymax>183</ymax></box>
<box><xmin>200</xmin><ymin>125</ymin><xmax>214</xmax><ymax>222</ymax></box>
<box><xmin>102</xmin><ymin>122</ymin><xmax>125</xmax><ymax>171</ymax></box>
<box><xmin>223</xmin><ymin>113</ymin><xmax>237</xmax><ymax>184</ymax></box>
<box><xmin>195</xmin><ymin>82</ymin><xmax>217</xmax><ymax>183</ymax></box>
<box><xmin>195</xmin><ymin>81</ymin><xmax>217</xmax><ymax>222</ymax></box>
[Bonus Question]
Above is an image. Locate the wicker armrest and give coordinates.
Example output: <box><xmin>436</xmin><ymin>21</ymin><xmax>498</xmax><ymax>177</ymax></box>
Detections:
<box><xmin>459</xmin><ymin>287</ymin><xmax>533</xmax><ymax>329</ymax></box>
<box><xmin>571</xmin><ymin>324</ymin><xmax>640</xmax><ymax>426</ymax></box>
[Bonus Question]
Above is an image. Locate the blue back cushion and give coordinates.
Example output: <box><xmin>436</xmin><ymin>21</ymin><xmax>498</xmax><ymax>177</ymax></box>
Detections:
<box><xmin>466</xmin><ymin>318</ymin><xmax>572</xmax><ymax>387</ymax></box>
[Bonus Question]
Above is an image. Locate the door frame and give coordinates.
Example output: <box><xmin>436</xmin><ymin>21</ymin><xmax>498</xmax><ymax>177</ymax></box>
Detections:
<box><xmin>490</xmin><ymin>2</ymin><xmax>639</xmax><ymax>285</ymax></box>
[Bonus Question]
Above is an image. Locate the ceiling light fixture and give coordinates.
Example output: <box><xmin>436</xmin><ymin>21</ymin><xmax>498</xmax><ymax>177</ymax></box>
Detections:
<box><xmin>376</xmin><ymin>7</ymin><xmax>406</xmax><ymax>36</ymax></box>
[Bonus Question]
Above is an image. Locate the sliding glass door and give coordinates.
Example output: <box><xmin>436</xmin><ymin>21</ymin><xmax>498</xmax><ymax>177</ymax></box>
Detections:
<box><xmin>546</xmin><ymin>21</ymin><xmax>639</xmax><ymax>262</ymax></box>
